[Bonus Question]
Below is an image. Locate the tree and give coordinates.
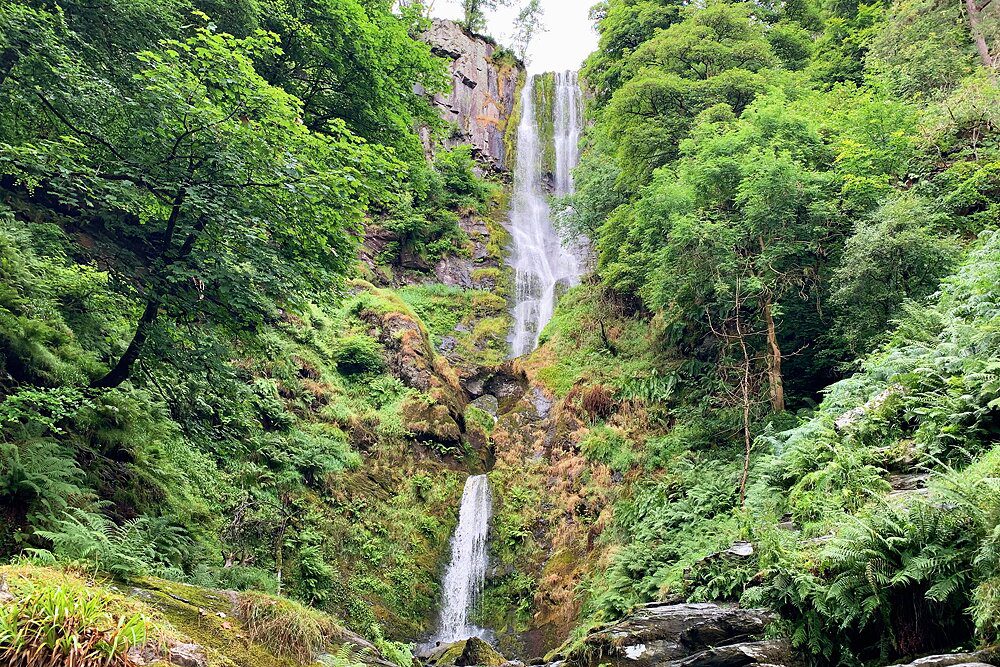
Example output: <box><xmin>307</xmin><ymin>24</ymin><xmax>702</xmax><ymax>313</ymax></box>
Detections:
<box><xmin>1</xmin><ymin>17</ymin><xmax>381</xmax><ymax>387</ymax></box>
<box><xmin>512</xmin><ymin>0</ymin><xmax>544</xmax><ymax>62</ymax></box>
<box><xmin>965</xmin><ymin>0</ymin><xmax>997</xmax><ymax>74</ymax></box>
<box><xmin>460</xmin><ymin>0</ymin><xmax>510</xmax><ymax>33</ymax></box>
<box><xmin>253</xmin><ymin>0</ymin><xmax>449</xmax><ymax>158</ymax></box>
<box><xmin>639</xmin><ymin>97</ymin><xmax>844</xmax><ymax>413</ymax></box>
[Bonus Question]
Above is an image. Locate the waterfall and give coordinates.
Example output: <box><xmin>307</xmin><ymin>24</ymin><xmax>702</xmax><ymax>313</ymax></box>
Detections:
<box><xmin>508</xmin><ymin>71</ymin><xmax>585</xmax><ymax>358</ymax></box>
<box><xmin>430</xmin><ymin>474</ymin><xmax>493</xmax><ymax>645</ymax></box>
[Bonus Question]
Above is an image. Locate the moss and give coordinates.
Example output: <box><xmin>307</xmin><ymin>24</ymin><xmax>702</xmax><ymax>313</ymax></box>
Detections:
<box><xmin>0</xmin><ymin>564</ymin><xmax>342</xmax><ymax>667</ymax></box>
<box><xmin>503</xmin><ymin>69</ymin><xmax>528</xmax><ymax>171</ymax></box>
<box><xmin>523</xmin><ymin>286</ymin><xmax>661</xmax><ymax>398</ymax></box>
<box><xmin>533</xmin><ymin>72</ymin><xmax>557</xmax><ymax>177</ymax></box>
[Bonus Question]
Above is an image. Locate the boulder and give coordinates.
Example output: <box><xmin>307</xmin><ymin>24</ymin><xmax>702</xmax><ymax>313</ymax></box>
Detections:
<box><xmin>889</xmin><ymin>652</ymin><xmax>998</xmax><ymax>667</ymax></box>
<box><xmin>425</xmin><ymin>640</ymin><xmax>469</xmax><ymax>666</ymax></box>
<box><xmin>572</xmin><ymin>603</ymin><xmax>796</xmax><ymax>667</ymax></box>
<box><xmin>458</xmin><ymin>637</ymin><xmax>507</xmax><ymax>666</ymax></box>
<box><xmin>402</xmin><ymin>394</ymin><xmax>463</xmax><ymax>447</ymax></box>
<box><xmin>424</xmin><ymin>638</ymin><xmax>507</xmax><ymax>667</ymax></box>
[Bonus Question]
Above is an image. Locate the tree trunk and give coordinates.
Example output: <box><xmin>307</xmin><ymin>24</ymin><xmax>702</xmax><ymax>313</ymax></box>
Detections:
<box><xmin>735</xmin><ymin>297</ymin><xmax>753</xmax><ymax>507</ymax></box>
<box><xmin>966</xmin><ymin>0</ymin><xmax>996</xmax><ymax>73</ymax></box>
<box><xmin>92</xmin><ymin>297</ymin><xmax>160</xmax><ymax>388</ymax></box>
<box><xmin>762</xmin><ymin>296</ymin><xmax>785</xmax><ymax>412</ymax></box>
<box><xmin>0</xmin><ymin>49</ymin><xmax>18</xmax><ymax>87</ymax></box>
<box><xmin>92</xmin><ymin>191</ymin><xmax>195</xmax><ymax>390</ymax></box>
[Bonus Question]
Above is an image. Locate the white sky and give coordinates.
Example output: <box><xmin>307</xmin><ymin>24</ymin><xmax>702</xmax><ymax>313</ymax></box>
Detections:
<box><xmin>430</xmin><ymin>0</ymin><xmax>599</xmax><ymax>73</ymax></box>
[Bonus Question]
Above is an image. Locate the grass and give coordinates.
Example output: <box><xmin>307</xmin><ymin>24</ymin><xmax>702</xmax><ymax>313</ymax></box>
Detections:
<box><xmin>236</xmin><ymin>592</ymin><xmax>343</xmax><ymax>662</ymax></box>
<box><xmin>0</xmin><ymin>563</ymin><xmax>157</xmax><ymax>667</ymax></box>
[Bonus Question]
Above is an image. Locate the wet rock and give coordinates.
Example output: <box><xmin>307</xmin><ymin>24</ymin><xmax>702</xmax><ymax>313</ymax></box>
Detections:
<box><xmin>440</xmin><ymin>336</ymin><xmax>459</xmax><ymax>353</ymax></box>
<box><xmin>573</xmin><ymin>603</ymin><xmax>792</xmax><ymax>667</ymax></box>
<box><xmin>471</xmin><ymin>394</ymin><xmax>500</xmax><ymax>419</ymax></box>
<box><xmin>529</xmin><ymin>387</ymin><xmax>552</xmax><ymax>420</ymax></box>
<box><xmin>675</xmin><ymin>639</ymin><xmax>793</xmax><ymax>667</ymax></box>
<box><xmin>889</xmin><ymin>652</ymin><xmax>998</xmax><ymax>667</ymax></box>
<box><xmin>484</xmin><ymin>365</ymin><xmax>529</xmax><ymax>414</ymax></box>
<box><xmin>436</xmin><ymin>256</ymin><xmax>475</xmax><ymax>288</ymax></box>
<box><xmin>888</xmin><ymin>472</ymin><xmax>931</xmax><ymax>491</ymax></box>
<box><xmin>424</xmin><ymin>640</ymin><xmax>468</xmax><ymax>666</ymax></box>
<box><xmin>457</xmin><ymin>637</ymin><xmax>507</xmax><ymax>666</ymax></box>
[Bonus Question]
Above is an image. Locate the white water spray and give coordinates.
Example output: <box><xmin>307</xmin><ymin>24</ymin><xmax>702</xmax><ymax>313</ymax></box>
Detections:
<box><xmin>430</xmin><ymin>474</ymin><xmax>493</xmax><ymax>645</ymax></box>
<box><xmin>508</xmin><ymin>71</ymin><xmax>585</xmax><ymax>357</ymax></box>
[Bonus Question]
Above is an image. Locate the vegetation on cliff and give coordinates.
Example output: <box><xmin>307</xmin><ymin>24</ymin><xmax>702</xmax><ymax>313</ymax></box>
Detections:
<box><xmin>3</xmin><ymin>0</ymin><xmax>1000</xmax><ymax>665</ymax></box>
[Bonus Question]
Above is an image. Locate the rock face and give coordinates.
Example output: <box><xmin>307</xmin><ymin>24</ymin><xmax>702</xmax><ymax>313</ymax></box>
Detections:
<box><xmin>570</xmin><ymin>603</ymin><xmax>799</xmax><ymax>667</ymax></box>
<box><xmin>421</xmin><ymin>19</ymin><xmax>521</xmax><ymax>172</ymax></box>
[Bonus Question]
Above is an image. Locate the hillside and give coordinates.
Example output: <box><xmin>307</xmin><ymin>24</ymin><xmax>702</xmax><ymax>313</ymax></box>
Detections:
<box><xmin>2</xmin><ymin>0</ymin><xmax>1000</xmax><ymax>666</ymax></box>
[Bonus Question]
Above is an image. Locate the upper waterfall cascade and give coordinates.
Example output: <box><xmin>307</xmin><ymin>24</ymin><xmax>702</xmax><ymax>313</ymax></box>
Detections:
<box><xmin>509</xmin><ymin>71</ymin><xmax>585</xmax><ymax>358</ymax></box>
<box><xmin>429</xmin><ymin>474</ymin><xmax>493</xmax><ymax>645</ymax></box>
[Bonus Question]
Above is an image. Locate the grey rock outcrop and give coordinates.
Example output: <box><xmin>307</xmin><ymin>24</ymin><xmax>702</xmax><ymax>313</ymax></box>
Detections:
<box><xmin>570</xmin><ymin>602</ymin><xmax>800</xmax><ymax>667</ymax></box>
<box><xmin>889</xmin><ymin>652</ymin><xmax>998</xmax><ymax>667</ymax></box>
<box><xmin>421</xmin><ymin>19</ymin><xmax>521</xmax><ymax>171</ymax></box>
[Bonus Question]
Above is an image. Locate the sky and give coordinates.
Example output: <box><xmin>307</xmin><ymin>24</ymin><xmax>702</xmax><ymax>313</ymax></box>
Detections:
<box><xmin>430</xmin><ymin>0</ymin><xmax>599</xmax><ymax>73</ymax></box>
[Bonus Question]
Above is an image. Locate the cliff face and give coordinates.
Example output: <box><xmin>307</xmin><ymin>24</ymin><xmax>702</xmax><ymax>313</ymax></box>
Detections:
<box><xmin>421</xmin><ymin>19</ymin><xmax>522</xmax><ymax>172</ymax></box>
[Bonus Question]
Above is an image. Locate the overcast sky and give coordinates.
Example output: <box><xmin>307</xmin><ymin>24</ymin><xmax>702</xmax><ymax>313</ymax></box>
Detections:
<box><xmin>430</xmin><ymin>0</ymin><xmax>599</xmax><ymax>73</ymax></box>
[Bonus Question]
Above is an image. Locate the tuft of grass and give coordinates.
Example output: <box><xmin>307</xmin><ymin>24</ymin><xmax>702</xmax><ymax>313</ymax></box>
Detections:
<box><xmin>0</xmin><ymin>564</ymin><xmax>155</xmax><ymax>667</ymax></box>
<box><xmin>235</xmin><ymin>591</ymin><xmax>343</xmax><ymax>662</ymax></box>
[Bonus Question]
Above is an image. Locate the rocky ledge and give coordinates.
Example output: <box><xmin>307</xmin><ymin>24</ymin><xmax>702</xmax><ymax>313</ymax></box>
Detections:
<box><xmin>568</xmin><ymin>602</ymin><xmax>798</xmax><ymax>667</ymax></box>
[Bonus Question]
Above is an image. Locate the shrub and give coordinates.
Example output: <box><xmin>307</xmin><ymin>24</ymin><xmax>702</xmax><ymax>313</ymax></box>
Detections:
<box><xmin>579</xmin><ymin>426</ymin><xmax>635</xmax><ymax>473</ymax></box>
<box><xmin>580</xmin><ymin>384</ymin><xmax>615</xmax><ymax>422</ymax></box>
<box><xmin>333</xmin><ymin>335</ymin><xmax>384</xmax><ymax>375</ymax></box>
<box><xmin>0</xmin><ymin>567</ymin><xmax>152</xmax><ymax>667</ymax></box>
<box><xmin>235</xmin><ymin>591</ymin><xmax>343</xmax><ymax>662</ymax></box>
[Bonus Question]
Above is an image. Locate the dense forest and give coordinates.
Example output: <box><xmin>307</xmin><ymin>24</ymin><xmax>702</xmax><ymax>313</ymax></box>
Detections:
<box><xmin>1</xmin><ymin>0</ymin><xmax>1000</xmax><ymax>665</ymax></box>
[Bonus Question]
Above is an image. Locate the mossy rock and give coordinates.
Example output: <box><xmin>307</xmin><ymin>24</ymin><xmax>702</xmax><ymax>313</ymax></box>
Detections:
<box><xmin>424</xmin><ymin>638</ymin><xmax>506</xmax><ymax>667</ymax></box>
<box><xmin>457</xmin><ymin>637</ymin><xmax>506</xmax><ymax>666</ymax></box>
<box><xmin>402</xmin><ymin>394</ymin><xmax>462</xmax><ymax>446</ymax></box>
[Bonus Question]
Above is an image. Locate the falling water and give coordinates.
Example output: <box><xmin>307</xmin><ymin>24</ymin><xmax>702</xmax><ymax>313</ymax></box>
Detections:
<box><xmin>508</xmin><ymin>71</ymin><xmax>585</xmax><ymax>357</ymax></box>
<box><xmin>429</xmin><ymin>475</ymin><xmax>493</xmax><ymax>645</ymax></box>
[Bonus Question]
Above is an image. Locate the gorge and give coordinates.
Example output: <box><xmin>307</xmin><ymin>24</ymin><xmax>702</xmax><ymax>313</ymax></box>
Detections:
<box><xmin>3</xmin><ymin>3</ymin><xmax>1000</xmax><ymax>667</ymax></box>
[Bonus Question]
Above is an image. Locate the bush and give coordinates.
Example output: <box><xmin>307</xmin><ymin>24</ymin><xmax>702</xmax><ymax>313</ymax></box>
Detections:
<box><xmin>0</xmin><ymin>565</ymin><xmax>152</xmax><ymax>667</ymax></box>
<box><xmin>580</xmin><ymin>426</ymin><xmax>635</xmax><ymax>473</ymax></box>
<box><xmin>333</xmin><ymin>335</ymin><xmax>384</xmax><ymax>375</ymax></box>
<box><xmin>581</xmin><ymin>385</ymin><xmax>616</xmax><ymax>422</ymax></box>
<box><xmin>235</xmin><ymin>591</ymin><xmax>343</xmax><ymax>662</ymax></box>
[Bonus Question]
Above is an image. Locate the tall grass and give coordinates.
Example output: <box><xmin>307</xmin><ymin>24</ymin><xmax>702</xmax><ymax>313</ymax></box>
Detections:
<box><xmin>0</xmin><ymin>573</ymin><xmax>151</xmax><ymax>667</ymax></box>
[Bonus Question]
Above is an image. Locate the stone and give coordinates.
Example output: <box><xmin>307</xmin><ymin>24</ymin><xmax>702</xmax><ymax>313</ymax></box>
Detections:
<box><xmin>572</xmin><ymin>603</ymin><xmax>793</xmax><ymax>667</ymax></box>
<box><xmin>419</xmin><ymin>20</ymin><xmax>521</xmax><ymax>172</ymax></box>
<box><xmin>168</xmin><ymin>643</ymin><xmax>207</xmax><ymax>667</ymax></box>
<box><xmin>457</xmin><ymin>636</ymin><xmax>507</xmax><ymax>666</ymax></box>
<box><xmin>889</xmin><ymin>652</ymin><xmax>998</xmax><ymax>667</ymax></box>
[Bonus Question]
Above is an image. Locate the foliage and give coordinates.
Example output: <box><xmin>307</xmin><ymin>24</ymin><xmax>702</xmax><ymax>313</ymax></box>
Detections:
<box><xmin>236</xmin><ymin>590</ymin><xmax>343</xmax><ymax>661</ymax></box>
<box><xmin>0</xmin><ymin>566</ymin><xmax>151</xmax><ymax>667</ymax></box>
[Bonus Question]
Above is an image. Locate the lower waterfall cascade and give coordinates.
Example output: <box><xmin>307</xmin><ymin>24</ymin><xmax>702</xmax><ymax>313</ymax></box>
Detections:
<box><xmin>427</xmin><ymin>474</ymin><xmax>493</xmax><ymax>646</ymax></box>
